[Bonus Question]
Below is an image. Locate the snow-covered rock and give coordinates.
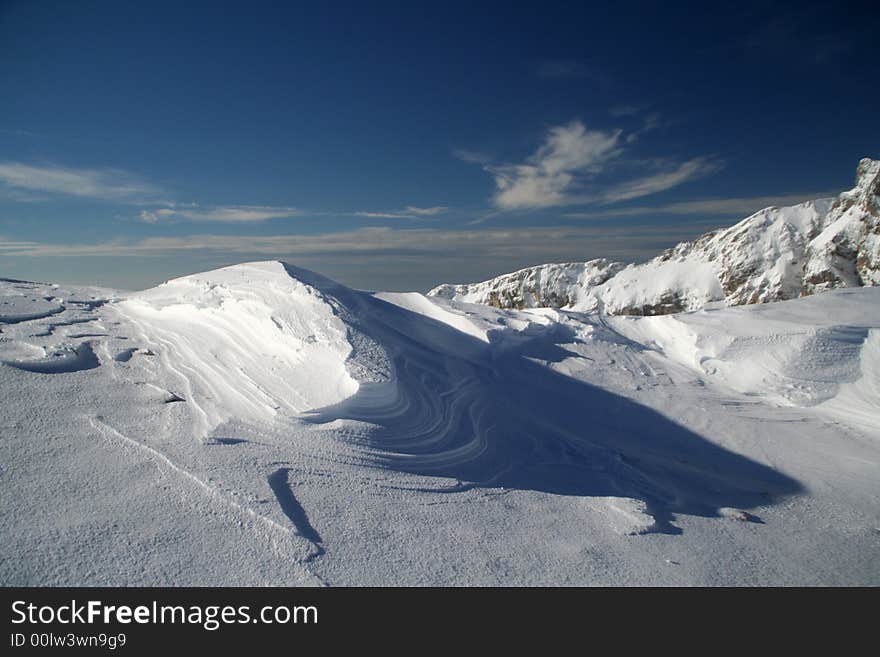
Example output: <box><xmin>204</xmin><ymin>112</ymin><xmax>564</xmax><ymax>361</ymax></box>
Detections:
<box><xmin>593</xmin><ymin>198</ymin><xmax>833</xmax><ymax>315</ymax></box>
<box><xmin>429</xmin><ymin>259</ymin><xmax>623</xmax><ymax>309</ymax></box>
<box><xmin>430</xmin><ymin>158</ymin><xmax>879</xmax><ymax>315</ymax></box>
<box><xmin>803</xmin><ymin>158</ymin><xmax>880</xmax><ymax>293</ymax></box>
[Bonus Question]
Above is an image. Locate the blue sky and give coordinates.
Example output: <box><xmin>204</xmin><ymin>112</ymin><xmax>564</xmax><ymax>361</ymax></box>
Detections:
<box><xmin>0</xmin><ymin>0</ymin><xmax>877</xmax><ymax>290</ymax></box>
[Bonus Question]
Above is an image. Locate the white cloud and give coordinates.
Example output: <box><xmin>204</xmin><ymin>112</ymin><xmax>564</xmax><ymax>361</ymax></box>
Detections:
<box><xmin>137</xmin><ymin>205</ymin><xmax>298</xmax><ymax>223</ymax></box>
<box><xmin>488</xmin><ymin>121</ymin><xmax>623</xmax><ymax>209</ymax></box>
<box><xmin>172</xmin><ymin>205</ymin><xmax>299</xmax><ymax>223</ymax></box>
<box><xmin>404</xmin><ymin>206</ymin><xmax>447</xmax><ymax>216</ymax></box>
<box><xmin>565</xmin><ymin>192</ymin><xmax>837</xmax><ymax>219</ymax></box>
<box><xmin>472</xmin><ymin>119</ymin><xmax>720</xmax><ymax>211</ymax></box>
<box><xmin>0</xmin><ymin>238</ymin><xmax>40</xmax><ymax>252</ymax></box>
<box><xmin>138</xmin><ymin>208</ymin><xmax>176</xmax><ymax>223</ymax></box>
<box><xmin>597</xmin><ymin>157</ymin><xmax>722</xmax><ymax>204</ymax></box>
<box><xmin>452</xmin><ymin>149</ymin><xmax>491</xmax><ymax>165</ymax></box>
<box><xmin>609</xmin><ymin>105</ymin><xmax>642</xmax><ymax>118</ymax></box>
<box><xmin>0</xmin><ymin>162</ymin><xmax>299</xmax><ymax>223</ymax></box>
<box><xmin>354</xmin><ymin>212</ymin><xmax>408</xmax><ymax>219</ymax></box>
<box><xmin>354</xmin><ymin>206</ymin><xmax>447</xmax><ymax>220</ymax></box>
<box><xmin>0</xmin><ymin>162</ymin><xmax>163</xmax><ymax>202</ymax></box>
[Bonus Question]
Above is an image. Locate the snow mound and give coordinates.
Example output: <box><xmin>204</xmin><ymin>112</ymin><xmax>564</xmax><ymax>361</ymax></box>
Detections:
<box><xmin>608</xmin><ymin>287</ymin><xmax>880</xmax><ymax>426</ymax></box>
<box><xmin>116</xmin><ymin>261</ymin><xmax>391</xmax><ymax>431</ymax></box>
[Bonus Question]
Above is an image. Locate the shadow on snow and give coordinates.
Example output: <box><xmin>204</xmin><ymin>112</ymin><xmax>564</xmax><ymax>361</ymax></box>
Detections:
<box><xmin>289</xmin><ymin>264</ymin><xmax>802</xmax><ymax>534</ymax></box>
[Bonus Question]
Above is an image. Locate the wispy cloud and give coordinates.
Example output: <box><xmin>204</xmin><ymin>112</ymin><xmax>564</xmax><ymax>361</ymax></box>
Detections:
<box><xmin>0</xmin><ymin>161</ymin><xmax>301</xmax><ymax>224</ymax></box>
<box><xmin>0</xmin><ymin>223</ymin><xmax>721</xmax><ymax>263</ymax></box>
<box><xmin>0</xmin><ymin>238</ymin><xmax>40</xmax><ymax>252</ymax></box>
<box><xmin>405</xmin><ymin>206</ymin><xmax>447</xmax><ymax>216</ymax></box>
<box><xmin>0</xmin><ymin>187</ymin><xmax>52</xmax><ymax>203</ymax></box>
<box><xmin>597</xmin><ymin>157</ymin><xmax>721</xmax><ymax>204</ymax></box>
<box><xmin>352</xmin><ymin>212</ymin><xmax>405</xmax><ymax>219</ymax></box>
<box><xmin>139</xmin><ymin>205</ymin><xmax>300</xmax><ymax>223</ymax></box>
<box><xmin>565</xmin><ymin>192</ymin><xmax>838</xmax><ymax>219</ymax></box>
<box><xmin>0</xmin><ymin>162</ymin><xmax>164</xmax><ymax>202</ymax></box>
<box><xmin>474</xmin><ymin>120</ymin><xmax>720</xmax><ymax>211</ymax></box>
<box><xmin>608</xmin><ymin>105</ymin><xmax>643</xmax><ymax>118</ymax></box>
<box><xmin>487</xmin><ymin>121</ymin><xmax>623</xmax><ymax>209</ymax></box>
<box><xmin>138</xmin><ymin>208</ymin><xmax>177</xmax><ymax>223</ymax></box>
<box><xmin>452</xmin><ymin>149</ymin><xmax>492</xmax><ymax>165</ymax></box>
<box><xmin>354</xmin><ymin>206</ymin><xmax>447</xmax><ymax>220</ymax></box>
<box><xmin>605</xmin><ymin>106</ymin><xmax>668</xmax><ymax>145</ymax></box>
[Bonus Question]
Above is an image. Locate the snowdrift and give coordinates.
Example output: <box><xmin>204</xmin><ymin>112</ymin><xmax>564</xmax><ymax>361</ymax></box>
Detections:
<box><xmin>2</xmin><ymin>261</ymin><xmax>878</xmax><ymax>585</ymax></box>
<box><xmin>116</xmin><ymin>261</ymin><xmax>392</xmax><ymax>431</ymax></box>
<box><xmin>607</xmin><ymin>287</ymin><xmax>880</xmax><ymax>431</ymax></box>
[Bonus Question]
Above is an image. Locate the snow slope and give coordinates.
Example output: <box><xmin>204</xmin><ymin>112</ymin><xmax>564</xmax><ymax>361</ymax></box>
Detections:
<box><xmin>116</xmin><ymin>261</ymin><xmax>390</xmax><ymax>432</ymax></box>
<box><xmin>430</xmin><ymin>158</ymin><xmax>879</xmax><ymax>315</ymax></box>
<box><xmin>606</xmin><ymin>288</ymin><xmax>880</xmax><ymax>430</ymax></box>
<box><xmin>1</xmin><ymin>262</ymin><xmax>878</xmax><ymax>585</ymax></box>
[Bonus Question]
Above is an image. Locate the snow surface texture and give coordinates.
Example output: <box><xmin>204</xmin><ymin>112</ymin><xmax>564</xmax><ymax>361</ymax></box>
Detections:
<box><xmin>430</xmin><ymin>158</ymin><xmax>880</xmax><ymax>315</ymax></box>
<box><xmin>1</xmin><ymin>262</ymin><xmax>878</xmax><ymax>585</ymax></box>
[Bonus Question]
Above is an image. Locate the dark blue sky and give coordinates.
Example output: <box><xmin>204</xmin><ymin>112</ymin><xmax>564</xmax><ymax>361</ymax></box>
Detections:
<box><xmin>0</xmin><ymin>0</ymin><xmax>877</xmax><ymax>290</ymax></box>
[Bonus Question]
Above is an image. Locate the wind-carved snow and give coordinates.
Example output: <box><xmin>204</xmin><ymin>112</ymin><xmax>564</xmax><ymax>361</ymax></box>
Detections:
<box><xmin>3</xmin><ymin>341</ymin><xmax>101</xmax><ymax>374</ymax></box>
<box><xmin>608</xmin><ymin>289</ymin><xmax>879</xmax><ymax>421</ymax></box>
<box><xmin>115</xmin><ymin>261</ymin><xmax>391</xmax><ymax>433</ymax></box>
<box><xmin>1</xmin><ymin>262</ymin><xmax>879</xmax><ymax>585</ymax></box>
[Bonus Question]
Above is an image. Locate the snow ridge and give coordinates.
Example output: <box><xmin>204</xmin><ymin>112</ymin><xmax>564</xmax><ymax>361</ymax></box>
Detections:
<box><xmin>115</xmin><ymin>261</ymin><xmax>392</xmax><ymax>432</ymax></box>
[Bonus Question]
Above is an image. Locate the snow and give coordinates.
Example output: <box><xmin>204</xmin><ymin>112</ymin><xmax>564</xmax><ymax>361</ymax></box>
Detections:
<box><xmin>432</xmin><ymin>197</ymin><xmax>839</xmax><ymax>315</ymax></box>
<box><xmin>607</xmin><ymin>288</ymin><xmax>880</xmax><ymax>424</ymax></box>
<box><xmin>803</xmin><ymin>160</ymin><xmax>880</xmax><ymax>292</ymax></box>
<box><xmin>373</xmin><ymin>291</ymin><xmax>490</xmax><ymax>342</ymax></box>
<box><xmin>429</xmin><ymin>259</ymin><xmax>624</xmax><ymax>310</ymax></box>
<box><xmin>430</xmin><ymin>158</ymin><xmax>879</xmax><ymax>314</ymax></box>
<box><xmin>115</xmin><ymin>261</ymin><xmax>390</xmax><ymax>432</ymax></box>
<box><xmin>1</xmin><ymin>261</ymin><xmax>879</xmax><ymax>585</ymax></box>
<box><xmin>590</xmin><ymin>259</ymin><xmax>724</xmax><ymax>314</ymax></box>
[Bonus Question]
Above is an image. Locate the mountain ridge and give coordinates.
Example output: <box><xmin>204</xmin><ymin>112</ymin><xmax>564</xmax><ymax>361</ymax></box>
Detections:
<box><xmin>429</xmin><ymin>158</ymin><xmax>880</xmax><ymax>315</ymax></box>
